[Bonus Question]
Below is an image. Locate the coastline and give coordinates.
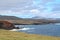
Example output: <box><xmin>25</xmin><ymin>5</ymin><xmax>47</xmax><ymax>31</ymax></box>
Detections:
<box><xmin>0</xmin><ymin>29</ymin><xmax>60</xmax><ymax>40</ymax></box>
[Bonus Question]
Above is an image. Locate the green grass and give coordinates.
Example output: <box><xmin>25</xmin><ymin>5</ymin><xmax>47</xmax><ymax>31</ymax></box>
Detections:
<box><xmin>0</xmin><ymin>29</ymin><xmax>60</xmax><ymax>40</ymax></box>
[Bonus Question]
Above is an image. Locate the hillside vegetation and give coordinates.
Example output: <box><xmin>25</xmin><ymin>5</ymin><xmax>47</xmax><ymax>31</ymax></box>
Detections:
<box><xmin>0</xmin><ymin>15</ymin><xmax>60</xmax><ymax>25</ymax></box>
<box><xmin>0</xmin><ymin>29</ymin><xmax>60</xmax><ymax>40</ymax></box>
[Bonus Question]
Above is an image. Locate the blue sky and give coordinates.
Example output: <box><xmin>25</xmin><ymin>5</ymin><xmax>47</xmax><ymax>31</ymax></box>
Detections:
<box><xmin>0</xmin><ymin>0</ymin><xmax>60</xmax><ymax>18</ymax></box>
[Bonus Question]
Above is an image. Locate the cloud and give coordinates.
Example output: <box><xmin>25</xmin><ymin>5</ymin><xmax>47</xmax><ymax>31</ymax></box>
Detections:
<box><xmin>0</xmin><ymin>0</ymin><xmax>34</xmax><ymax>17</ymax></box>
<box><xmin>0</xmin><ymin>0</ymin><xmax>60</xmax><ymax>18</ymax></box>
<box><xmin>0</xmin><ymin>0</ymin><xmax>33</xmax><ymax>10</ymax></box>
<box><xmin>51</xmin><ymin>3</ymin><xmax>60</xmax><ymax>12</ymax></box>
<box><xmin>30</xmin><ymin>9</ymin><xmax>40</xmax><ymax>14</ymax></box>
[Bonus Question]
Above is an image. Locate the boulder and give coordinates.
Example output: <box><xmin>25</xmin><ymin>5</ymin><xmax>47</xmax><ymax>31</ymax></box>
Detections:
<box><xmin>0</xmin><ymin>21</ymin><xmax>19</xmax><ymax>30</ymax></box>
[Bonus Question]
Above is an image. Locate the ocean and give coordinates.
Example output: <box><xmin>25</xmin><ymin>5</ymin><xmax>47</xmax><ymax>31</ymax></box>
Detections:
<box><xmin>10</xmin><ymin>23</ymin><xmax>60</xmax><ymax>37</ymax></box>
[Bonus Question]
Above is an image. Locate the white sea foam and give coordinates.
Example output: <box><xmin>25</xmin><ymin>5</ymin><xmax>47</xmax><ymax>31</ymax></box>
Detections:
<box><xmin>9</xmin><ymin>29</ymin><xmax>19</xmax><ymax>31</ymax></box>
<box><xmin>9</xmin><ymin>28</ymin><xmax>35</xmax><ymax>31</ymax></box>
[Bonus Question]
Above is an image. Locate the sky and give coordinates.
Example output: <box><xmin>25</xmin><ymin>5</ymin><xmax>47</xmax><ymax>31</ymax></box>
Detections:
<box><xmin>0</xmin><ymin>0</ymin><xmax>60</xmax><ymax>18</ymax></box>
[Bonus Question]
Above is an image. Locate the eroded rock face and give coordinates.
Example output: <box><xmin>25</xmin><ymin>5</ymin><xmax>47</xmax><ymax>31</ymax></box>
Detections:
<box><xmin>0</xmin><ymin>21</ymin><xmax>19</xmax><ymax>30</ymax></box>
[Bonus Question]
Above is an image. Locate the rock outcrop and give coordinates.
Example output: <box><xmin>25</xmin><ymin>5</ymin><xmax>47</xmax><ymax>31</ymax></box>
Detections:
<box><xmin>0</xmin><ymin>21</ymin><xmax>19</xmax><ymax>30</ymax></box>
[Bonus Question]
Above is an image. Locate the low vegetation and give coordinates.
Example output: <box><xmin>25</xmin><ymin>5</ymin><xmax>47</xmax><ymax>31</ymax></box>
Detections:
<box><xmin>0</xmin><ymin>19</ymin><xmax>58</xmax><ymax>25</ymax></box>
<box><xmin>0</xmin><ymin>16</ymin><xmax>60</xmax><ymax>25</ymax></box>
<box><xmin>0</xmin><ymin>29</ymin><xmax>60</xmax><ymax>40</ymax></box>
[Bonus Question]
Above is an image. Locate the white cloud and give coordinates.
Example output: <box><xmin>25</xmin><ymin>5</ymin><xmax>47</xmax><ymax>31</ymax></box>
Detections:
<box><xmin>30</xmin><ymin>9</ymin><xmax>40</xmax><ymax>14</ymax></box>
<box><xmin>0</xmin><ymin>0</ymin><xmax>33</xmax><ymax>10</ymax></box>
<box><xmin>0</xmin><ymin>0</ymin><xmax>60</xmax><ymax>18</ymax></box>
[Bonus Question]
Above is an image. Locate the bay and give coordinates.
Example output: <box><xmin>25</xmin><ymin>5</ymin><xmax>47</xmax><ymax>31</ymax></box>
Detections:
<box><xmin>14</xmin><ymin>24</ymin><xmax>60</xmax><ymax>37</ymax></box>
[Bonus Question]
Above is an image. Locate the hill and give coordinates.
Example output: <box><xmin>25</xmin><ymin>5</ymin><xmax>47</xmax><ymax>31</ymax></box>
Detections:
<box><xmin>0</xmin><ymin>15</ymin><xmax>60</xmax><ymax>25</ymax></box>
<box><xmin>32</xmin><ymin>16</ymin><xmax>45</xmax><ymax>19</ymax></box>
<box><xmin>0</xmin><ymin>15</ymin><xmax>22</xmax><ymax>20</ymax></box>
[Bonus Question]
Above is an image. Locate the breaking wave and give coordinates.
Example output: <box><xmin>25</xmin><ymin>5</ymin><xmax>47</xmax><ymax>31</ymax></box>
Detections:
<box><xmin>9</xmin><ymin>28</ymin><xmax>35</xmax><ymax>31</ymax></box>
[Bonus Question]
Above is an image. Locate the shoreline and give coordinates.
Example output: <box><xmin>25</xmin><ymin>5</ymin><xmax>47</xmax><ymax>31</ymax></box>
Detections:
<box><xmin>0</xmin><ymin>29</ymin><xmax>60</xmax><ymax>40</ymax></box>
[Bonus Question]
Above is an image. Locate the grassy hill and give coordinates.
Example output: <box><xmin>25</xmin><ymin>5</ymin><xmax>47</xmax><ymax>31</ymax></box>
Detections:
<box><xmin>0</xmin><ymin>15</ymin><xmax>60</xmax><ymax>25</ymax></box>
<box><xmin>0</xmin><ymin>29</ymin><xmax>60</xmax><ymax>40</ymax></box>
<box><xmin>0</xmin><ymin>15</ymin><xmax>22</xmax><ymax>20</ymax></box>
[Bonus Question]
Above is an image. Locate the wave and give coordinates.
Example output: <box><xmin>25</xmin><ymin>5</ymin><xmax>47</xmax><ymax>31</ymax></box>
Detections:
<box><xmin>9</xmin><ymin>28</ymin><xmax>35</xmax><ymax>31</ymax></box>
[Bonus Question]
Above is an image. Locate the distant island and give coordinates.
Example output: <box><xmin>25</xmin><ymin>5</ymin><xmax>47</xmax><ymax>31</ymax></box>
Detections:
<box><xmin>0</xmin><ymin>15</ymin><xmax>60</xmax><ymax>25</ymax></box>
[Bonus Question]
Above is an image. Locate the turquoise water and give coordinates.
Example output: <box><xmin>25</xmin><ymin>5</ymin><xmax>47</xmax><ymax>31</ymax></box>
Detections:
<box><xmin>15</xmin><ymin>24</ymin><xmax>60</xmax><ymax>37</ymax></box>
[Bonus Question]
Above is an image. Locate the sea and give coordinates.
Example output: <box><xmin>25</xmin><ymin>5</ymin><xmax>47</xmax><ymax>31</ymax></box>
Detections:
<box><xmin>10</xmin><ymin>23</ymin><xmax>60</xmax><ymax>37</ymax></box>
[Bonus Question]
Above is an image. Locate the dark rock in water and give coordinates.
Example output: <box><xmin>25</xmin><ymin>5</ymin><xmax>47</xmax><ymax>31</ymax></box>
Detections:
<box><xmin>14</xmin><ymin>27</ymin><xmax>19</xmax><ymax>29</ymax></box>
<box><xmin>0</xmin><ymin>21</ymin><xmax>19</xmax><ymax>30</ymax></box>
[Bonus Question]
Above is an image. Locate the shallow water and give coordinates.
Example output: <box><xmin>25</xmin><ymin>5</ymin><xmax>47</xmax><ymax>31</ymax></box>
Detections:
<box><xmin>11</xmin><ymin>24</ymin><xmax>60</xmax><ymax>37</ymax></box>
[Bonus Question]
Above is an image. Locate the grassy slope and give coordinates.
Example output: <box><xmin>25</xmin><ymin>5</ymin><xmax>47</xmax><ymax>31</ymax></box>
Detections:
<box><xmin>0</xmin><ymin>29</ymin><xmax>60</xmax><ymax>40</ymax></box>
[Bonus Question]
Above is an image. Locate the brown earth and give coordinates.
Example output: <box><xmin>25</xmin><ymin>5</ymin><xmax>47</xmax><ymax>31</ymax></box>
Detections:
<box><xmin>0</xmin><ymin>21</ymin><xmax>19</xmax><ymax>30</ymax></box>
